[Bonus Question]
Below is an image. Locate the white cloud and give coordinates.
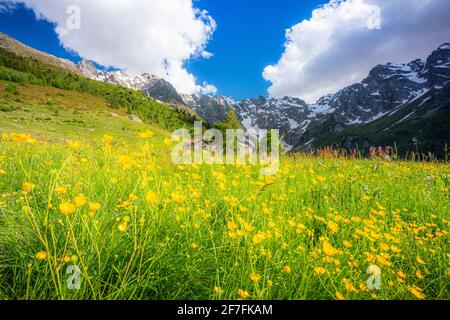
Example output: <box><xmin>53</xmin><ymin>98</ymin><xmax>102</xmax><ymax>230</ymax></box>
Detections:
<box><xmin>4</xmin><ymin>0</ymin><xmax>217</xmax><ymax>94</ymax></box>
<box><xmin>199</xmin><ymin>81</ymin><xmax>217</xmax><ymax>95</ymax></box>
<box><xmin>263</xmin><ymin>0</ymin><xmax>450</xmax><ymax>103</ymax></box>
<box><xmin>200</xmin><ymin>50</ymin><xmax>214</xmax><ymax>59</ymax></box>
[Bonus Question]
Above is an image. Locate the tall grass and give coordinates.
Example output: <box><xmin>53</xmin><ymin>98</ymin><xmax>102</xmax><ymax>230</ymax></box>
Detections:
<box><xmin>0</xmin><ymin>132</ymin><xmax>448</xmax><ymax>300</ymax></box>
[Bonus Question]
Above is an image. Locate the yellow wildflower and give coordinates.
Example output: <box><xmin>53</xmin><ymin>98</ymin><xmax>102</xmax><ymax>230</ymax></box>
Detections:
<box><xmin>213</xmin><ymin>286</ymin><xmax>224</xmax><ymax>295</ymax></box>
<box><xmin>59</xmin><ymin>202</ymin><xmax>76</xmax><ymax>216</ymax></box>
<box><xmin>243</xmin><ymin>223</ymin><xmax>254</xmax><ymax>233</ymax></box>
<box><xmin>164</xmin><ymin>138</ymin><xmax>173</xmax><ymax>146</ymax></box>
<box><xmin>128</xmin><ymin>193</ymin><xmax>138</xmax><ymax>202</ymax></box>
<box><xmin>323</xmin><ymin>241</ymin><xmax>340</xmax><ymax>257</ymax></box>
<box><xmin>55</xmin><ymin>186</ymin><xmax>67</xmax><ymax>195</ymax></box>
<box><xmin>343</xmin><ymin>279</ymin><xmax>358</xmax><ymax>293</ymax></box>
<box><xmin>74</xmin><ymin>194</ymin><xmax>87</xmax><ymax>207</ymax></box>
<box><xmin>415</xmin><ymin>270</ymin><xmax>423</xmax><ymax>279</ymax></box>
<box><xmin>283</xmin><ymin>266</ymin><xmax>292</xmax><ymax>273</ymax></box>
<box><xmin>103</xmin><ymin>135</ymin><xmax>113</xmax><ymax>143</ymax></box>
<box><xmin>227</xmin><ymin>221</ymin><xmax>237</xmax><ymax>231</ymax></box>
<box><xmin>139</xmin><ymin>130</ymin><xmax>154</xmax><ymax>139</ymax></box>
<box><xmin>117</xmin><ymin>155</ymin><xmax>134</xmax><ymax>167</ymax></box>
<box><xmin>68</xmin><ymin>141</ymin><xmax>82</xmax><ymax>149</ymax></box>
<box><xmin>171</xmin><ymin>193</ymin><xmax>185</xmax><ymax>203</ymax></box>
<box><xmin>238</xmin><ymin>289</ymin><xmax>250</xmax><ymax>299</ymax></box>
<box><xmin>22</xmin><ymin>182</ymin><xmax>36</xmax><ymax>193</ymax></box>
<box><xmin>327</xmin><ymin>221</ymin><xmax>339</xmax><ymax>233</ymax></box>
<box><xmin>12</xmin><ymin>133</ymin><xmax>35</xmax><ymax>143</ymax></box>
<box><xmin>343</xmin><ymin>240</ymin><xmax>352</xmax><ymax>248</ymax></box>
<box><xmin>376</xmin><ymin>255</ymin><xmax>392</xmax><ymax>267</ymax></box>
<box><xmin>89</xmin><ymin>202</ymin><xmax>101</xmax><ymax>212</ymax></box>
<box><xmin>336</xmin><ymin>292</ymin><xmax>346</xmax><ymax>300</ymax></box>
<box><xmin>118</xmin><ymin>221</ymin><xmax>128</xmax><ymax>233</ymax></box>
<box><xmin>191</xmin><ymin>242</ymin><xmax>199</xmax><ymax>249</ymax></box>
<box><xmin>408</xmin><ymin>285</ymin><xmax>425</xmax><ymax>300</ymax></box>
<box><xmin>239</xmin><ymin>206</ymin><xmax>249</xmax><ymax>213</ymax></box>
<box><xmin>416</xmin><ymin>256</ymin><xmax>426</xmax><ymax>265</ymax></box>
<box><xmin>314</xmin><ymin>267</ymin><xmax>326</xmax><ymax>276</ymax></box>
<box><xmin>250</xmin><ymin>272</ymin><xmax>262</xmax><ymax>282</ymax></box>
<box><xmin>146</xmin><ymin>191</ymin><xmax>158</xmax><ymax>205</ymax></box>
<box><xmin>35</xmin><ymin>251</ymin><xmax>47</xmax><ymax>261</ymax></box>
<box><xmin>252</xmin><ymin>234</ymin><xmax>264</xmax><ymax>245</ymax></box>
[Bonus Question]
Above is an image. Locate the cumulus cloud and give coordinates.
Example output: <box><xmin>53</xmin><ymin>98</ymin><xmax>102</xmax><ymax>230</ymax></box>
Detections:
<box><xmin>263</xmin><ymin>0</ymin><xmax>450</xmax><ymax>102</ymax></box>
<box><xmin>4</xmin><ymin>0</ymin><xmax>217</xmax><ymax>94</ymax></box>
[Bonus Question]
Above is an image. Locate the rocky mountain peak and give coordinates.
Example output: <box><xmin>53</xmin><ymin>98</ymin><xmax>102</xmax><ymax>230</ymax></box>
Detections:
<box><xmin>68</xmin><ymin>39</ymin><xmax>449</xmax><ymax>155</ymax></box>
<box><xmin>76</xmin><ymin>59</ymin><xmax>105</xmax><ymax>81</ymax></box>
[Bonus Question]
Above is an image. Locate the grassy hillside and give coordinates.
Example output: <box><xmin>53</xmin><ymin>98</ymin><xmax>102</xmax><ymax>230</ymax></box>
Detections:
<box><xmin>0</xmin><ymin>80</ymin><xmax>175</xmax><ymax>146</ymax></box>
<box><xmin>0</xmin><ymin>48</ymin><xmax>198</xmax><ymax>133</ymax></box>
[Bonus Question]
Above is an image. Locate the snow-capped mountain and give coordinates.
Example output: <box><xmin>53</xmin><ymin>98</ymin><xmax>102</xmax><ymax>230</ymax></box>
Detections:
<box><xmin>181</xmin><ymin>43</ymin><xmax>450</xmax><ymax>154</ymax></box>
<box><xmin>76</xmin><ymin>59</ymin><xmax>184</xmax><ymax>104</ymax></box>
<box><xmin>72</xmin><ymin>41</ymin><xmax>450</xmax><ymax>156</ymax></box>
<box><xmin>179</xmin><ymin>94</ymin><xmax>235</xmax><ymax>125</ymax></box>
<box><xmin>290</xmin><ymin>43</ymin><xmax>450</xmax><ymax>152</ymax></box>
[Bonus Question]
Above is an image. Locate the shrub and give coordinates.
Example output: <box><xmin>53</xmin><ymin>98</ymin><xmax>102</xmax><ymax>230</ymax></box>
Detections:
<box><xmin>5</xmin><ymin>83</ymin><xmax>19</xmax><ymax>95</ymax></box>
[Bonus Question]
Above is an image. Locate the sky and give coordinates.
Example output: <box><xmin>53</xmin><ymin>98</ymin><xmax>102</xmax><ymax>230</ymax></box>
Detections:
<box><xmin>185</xmin><ymin>0</ymin><xmax>328</xmax><ymax>99</ymax></box>
<box><xmin>0</xmin><ymin>0</ymin><xmax>449</xmax><ymax>102</ymax></box>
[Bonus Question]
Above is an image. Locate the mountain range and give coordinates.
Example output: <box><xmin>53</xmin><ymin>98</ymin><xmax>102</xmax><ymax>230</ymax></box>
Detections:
<box><xmin>177</xmin><ymin>44</ymin><xmax>450</xmax><ymax>155</ymax></box>
<box><xmin>1</xmin><ymin>32</ymin><xmax>448</xmax><ymax>156</ymax></box>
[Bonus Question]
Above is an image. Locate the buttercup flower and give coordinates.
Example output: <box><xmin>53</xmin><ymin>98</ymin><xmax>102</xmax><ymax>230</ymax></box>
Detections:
<box><xmin>283</xmin><ymin>266</ymin><xmax>292</xmax><ymax>273</ymax></box>
<box><xmin>238</xmin><ymin>289</ymin><xmax>250</xmax><ymax>299</ymax></box>
<box><xmin>35</xmin><ymin>251</ymin><xmax>47</xmax><ymax>261</ymax></box>
<box><xmin>59</xmin><ymin>202</ymin><xmax>76</xmax><ymax>216</ymax></box>
<box><xmin>250</xmin><ymin>272</ymin><xmax>262</xmax><ymax>282</ymax></box>
<box><xmin>146</xmin><ymin>191</ymin><xmax>158</xmax><ymax>205</ymax></box>
<box><xmin>74</xmin><ymin>194</ymin><xmax>87</xmax><ymax>207</ymax></box>
<box><xmin>22</xmin><ymin>182</ymin><xmax>36</xmax><ymax>193</ymax></box>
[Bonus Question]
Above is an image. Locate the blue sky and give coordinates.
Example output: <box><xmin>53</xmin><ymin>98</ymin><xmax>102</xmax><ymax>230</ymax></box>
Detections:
<box><xmin>186</xmin><ymin>0</ymin><xmax>328</xmax><ymax>99</ymax></box>
<box><xmin>1</xmin><ymin>0</ymin><xmax>449</xmax><ymax>101</ymax></box>
<box><xmin>0</xmin><ymin>0</ymin><xmax>328</xmax><ymax>99</ymax></box>
<box><xmin>0</xmin><ymin>3</ymin><xmax>82</xmax><ymax>62</ymax></box>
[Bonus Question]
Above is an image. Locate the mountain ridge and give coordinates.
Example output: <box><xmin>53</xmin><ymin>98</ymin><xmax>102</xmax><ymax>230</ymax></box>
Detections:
<box><xmin>1</xmin><ymin>31</ymin><xmax>448</xmax><ymax>156</ymax></box>
<box><xmin>181</xmin><ymin>43</ymin><xmax>450</xmax><ymax>155</ymax></box>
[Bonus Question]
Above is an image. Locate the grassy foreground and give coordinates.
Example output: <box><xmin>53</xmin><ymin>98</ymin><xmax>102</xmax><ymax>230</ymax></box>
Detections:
<box><xmin>0</xmin><ymin>129</ymin><xmax>449</xmax><ymax>300</ymax></box>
